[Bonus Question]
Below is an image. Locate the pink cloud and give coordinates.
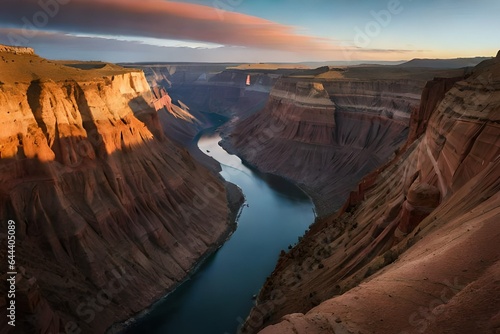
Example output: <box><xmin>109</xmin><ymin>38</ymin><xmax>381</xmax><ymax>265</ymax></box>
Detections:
<box><xmin>1</xmin><ymin>0</ymin><xmax>336</xmax><ymax>53</ymax></box>
<box><xmin>0</xmin><ymin>27</ymin><xmax>421</xmax><ymax>63</ymax></box>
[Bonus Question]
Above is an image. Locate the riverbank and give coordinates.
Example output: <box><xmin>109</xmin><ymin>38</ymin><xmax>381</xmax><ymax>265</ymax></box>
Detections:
<box><xmin>108</xmin><ymin>189</ymin><xmax>244</xmax><ymax>333</ymax></box>
<box><xmin>119</xmin><ymin>130</ymin><xmax>315</xmax><ymax>334</ymax></box>
<box><xmin>188</xmin><ymin>128</ymin><xmax>246</xmax><ymax>232</ymax></box>
<box><xmin>108</xmin><ymin>131</ymin><xmax>245</xmax><ymax>334</ymax></box>
<box><xmin>219</xmin><ymin>133</ymin><xmax>322</xmax><ymax>218</ymax></box>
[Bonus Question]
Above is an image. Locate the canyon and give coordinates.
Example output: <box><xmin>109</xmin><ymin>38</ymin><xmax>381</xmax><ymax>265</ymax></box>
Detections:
<box><xmin>0</xmin><ymin>43</ymin><xmax>498</xmax><ymax>334</ymax></box>
<box><xmin>239</xmin><ymin>55</ymin><xmax>500</xmax><ymax>333</ymax></box>
<box><xmin>127</xmin><ymin>63</ymin><xmax>309</xmax><ymax>146</ymax></box>
<box><xmin>0</xmin><ymin>47</ymin><xmax>240</xmax><ymax>333</ymax></box>
<box><xmin>122</xmin><ymin>57</ymin><xmax>498</xmax><ymax>334</ymax></box>
<box><xmin>224</xmin><ymin>66</ymin><xmax>468</xmax><ymax>217</ymax></box>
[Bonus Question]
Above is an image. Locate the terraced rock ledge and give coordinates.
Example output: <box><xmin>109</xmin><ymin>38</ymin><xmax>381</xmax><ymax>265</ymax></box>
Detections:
<box><xmin>241</xmin><ymin>55</ymin><xmax>500</xmax><ymax>334</ymax></box>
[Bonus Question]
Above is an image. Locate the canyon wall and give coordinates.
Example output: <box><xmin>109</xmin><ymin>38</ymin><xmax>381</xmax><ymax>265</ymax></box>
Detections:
<box><xmin>133</xmin><ymin>64</ymin><xmax>301</xmax><ymax>145</ymax></box>
<box><xmin>243</xmin><ymin>56</ymin><xmax>500</xmax><ymax>333</ymax></box>
<box><xmin>0</xmin><ymin>50</ymin><xmax>235</xmax><ymax>333</ymax></box>
<box><xmin>226</xmin><ymin>68</ymin><xmax>456</xmax><ymax>216</ymax></box>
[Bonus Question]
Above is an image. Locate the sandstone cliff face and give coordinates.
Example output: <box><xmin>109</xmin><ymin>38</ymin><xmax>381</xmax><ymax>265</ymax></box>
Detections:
<box><xmin>134</xmin><ymin>64</ymin><xmax>295</xmax><ymax>145</ymax></box>
<box><xmin>149</xmin><ymin>85</ymin><xmax>206</xmax><ymax>145</ymax></box>
<box><xmin>227</xmin><ymin>72</ymin><xmax>431</xmax><ymax>216</ymax></box>
<box><xmin>244</xmin><ymin>57</ymin><xmax>500</xmax><ymax>334</ymax></box>
<box><xmin>0</xmin><ymin>50</ymin><xmax>232</xmax><ymax>333</ymax></box>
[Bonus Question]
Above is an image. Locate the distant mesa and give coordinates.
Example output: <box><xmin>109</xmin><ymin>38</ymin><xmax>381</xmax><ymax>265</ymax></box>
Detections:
<box><xmin>228</xmin><ymin>63</ymin><xmax>310</xmax><ymax>70</ymax></box>
<box><xmin>0</xmin><ymin>44</ymin><xmax>35</xmax><ymax>55</ymax></box>
<box><xmin>60</xmin><ymin>62</ymin><xmax>109</xmax><ymax>70</ymax></box>
<box><xmin>398</xmin><ymin>56</ymin><xmax>492</xmax><ymax>69</ymax></box>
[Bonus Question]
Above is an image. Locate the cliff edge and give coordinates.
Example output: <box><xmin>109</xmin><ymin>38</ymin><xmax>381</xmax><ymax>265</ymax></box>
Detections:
<box><xmin>244</xmin><ymin>55</ymin><xmax>500</xmax><ymax>334</ymax></box>
<box><xmin>0</xmin><ymin>47</ymin><xmax>233</xmax><ymax>333</ymax></box>
<box><xmin>226</xmin><ymin>66</ymin><xmax>466</xmax><ymax>216</ymax></box>
<box><xmin>0</xmin><ymin>45</ymin><xmax>35</xmax><ymax>55</ymax></box>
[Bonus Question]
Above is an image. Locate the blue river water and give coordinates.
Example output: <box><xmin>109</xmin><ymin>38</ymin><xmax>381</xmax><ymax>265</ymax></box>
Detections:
<box><xmin>126</xmin><ymin>130</ymin><xmax>315</xmax><ymax>334</ymax></box>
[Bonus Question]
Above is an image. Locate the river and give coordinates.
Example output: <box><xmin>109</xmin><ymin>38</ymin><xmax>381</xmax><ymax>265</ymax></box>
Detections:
<box><xmin>125</xmin><ymin>130</ymin><xmax>315</xmax><ymax>334</ymax></box>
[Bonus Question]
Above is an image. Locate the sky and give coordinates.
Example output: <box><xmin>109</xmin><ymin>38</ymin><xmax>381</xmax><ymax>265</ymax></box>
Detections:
<box><xmin>0</xmin><ymin>0</ymin><xmax>498</xmax><ymax>63</ymax></box>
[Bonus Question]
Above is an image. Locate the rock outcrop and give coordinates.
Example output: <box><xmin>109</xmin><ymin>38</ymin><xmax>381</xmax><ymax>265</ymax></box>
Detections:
<box><xmin>149</xmin><ymin>85</ymin><xmax>206</xmax><ymax>145</ymax></box>
<box><xmin>0</xmin><ymin>45</ymin><xmax>35</xmax><ymax>55</ymax></box>
<box><xmin>243</xmin><ymin>56</ymin><xmax>500</xmax><ymax>333</ymax></box>
<box><xmin>0</xmin><ymin>48</ymin><xmax>234</xmax><ymax>333</ymax></box>
<box><xmin>133</xmin><ymin>64</ymin><xmax>303</xmax><ymax>145</ymax></box>
<box><xmin>226</xmin><ymin>67</ymin><xmax>466</xmax><ymax>216</ymax></box>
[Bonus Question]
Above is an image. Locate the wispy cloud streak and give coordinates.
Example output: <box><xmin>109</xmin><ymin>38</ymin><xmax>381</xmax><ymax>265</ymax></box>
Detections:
<box><xmin>0</xmin><ymin>0</ymin><xmax>335</xmax><ymax>52</ymax></box>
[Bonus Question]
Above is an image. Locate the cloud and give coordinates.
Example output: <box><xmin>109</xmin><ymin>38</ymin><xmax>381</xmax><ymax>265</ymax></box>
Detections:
<box><xmin>0</xmin><ymin>26</ymin><xmax>424</xmax><ymax>64</ymax></box>
<box><xmin>0</xmin><ymin>28</ymin><xmax>323</xmax><ymax>63</ymax></box>
<box><xmin>0</xmin><ymin>0</ymin><xmax>336</xmax><ymax>53</ymax></box>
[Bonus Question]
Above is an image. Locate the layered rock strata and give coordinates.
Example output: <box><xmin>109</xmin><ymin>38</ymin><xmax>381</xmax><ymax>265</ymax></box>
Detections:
<box><xmin>134</xmin><ymin>64</ymin><xmax>301</xmax><ymax>145</ymax></box>
<box><xmin>227</xmin><ymin>68</ymin><xmax>456</xmax><ymax>216</ymax></box>
<box><xmin>0</xmin><ymin>49</ymin><xmax>234</xmax><ymax>333</ymax></box>
<box><xmin>243</xmin><ymin>56</ymin><xmax>500</xmax><ymax>334</ymax></box>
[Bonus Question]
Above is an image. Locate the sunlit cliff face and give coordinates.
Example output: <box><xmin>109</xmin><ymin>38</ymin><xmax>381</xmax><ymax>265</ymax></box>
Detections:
<box><xmin>0</xmin><ymin>47</ymin><xmax>232</xmax><ymax>334</ymax></box>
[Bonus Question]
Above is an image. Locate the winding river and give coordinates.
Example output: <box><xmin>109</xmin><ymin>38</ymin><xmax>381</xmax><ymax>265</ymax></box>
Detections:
<box><xmin>126</xmin><ymin>130</ymin><xmax>315</xmax><ymax>334</ymax></box>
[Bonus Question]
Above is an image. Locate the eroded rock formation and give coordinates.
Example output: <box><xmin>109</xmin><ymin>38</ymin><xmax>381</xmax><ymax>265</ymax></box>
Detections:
<box><xmin>0</xmin><ymin>48</ymin><xmax>235</xmax><ymax>333</ymax></box>
<box><xmin>0</xmin><ymin>45</ymin><xmax>35</xmax><ymax>55</ymax></box>
<box><xmin>226</xmin><ymin>67</ymin><xmax>465</xmax><ymax>216</ymax></box>
<box><xmin>133</xmin><ymin>64</ymin><xmax>301</xmax><ymax>145</ymax></box>
<box><xmin>243</xmin><ymin>55</ymin><xmax>500</xmax><ymax>334</ymax></box>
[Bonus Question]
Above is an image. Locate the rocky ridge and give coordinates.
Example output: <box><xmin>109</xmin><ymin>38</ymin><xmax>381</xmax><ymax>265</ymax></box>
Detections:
<box><xmin>0</xmin><ymin>45</ymin><xmax>35</xmax><ymax>55</ymax></box>
<box><xmin>243</xmin><ymin>55</ymin><xmax>500</xmax><ymax>334</ymax></box>
<box><xmin>226</xmin><ymin>67</ymin><xmax>466</xmax><ymax>216</ymax></box>
<box><xmin>133</xmin><ymin>64</ymin><xmax>307</xmax><ymax>145</ymax></box>
<box><xmin>0</xmin><ymin>48</ymin><xmax>234</xmax><ymax>333</ymax></box>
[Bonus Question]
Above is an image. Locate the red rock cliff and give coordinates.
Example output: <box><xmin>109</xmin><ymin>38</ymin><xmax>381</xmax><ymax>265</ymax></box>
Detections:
<box><xmin>0</xmin><ymin>49</ymin><xmax>232</xmax><ymax>333</ymax></box>
<box><xmin>243</xmin><ymin>56</ymin><xmax>500</xmax><ymax>334</ymax></box>
<box><xmin>226</xmin><ymin>68</ymin><xmax>459</xmax><ymax>216</ymax></box>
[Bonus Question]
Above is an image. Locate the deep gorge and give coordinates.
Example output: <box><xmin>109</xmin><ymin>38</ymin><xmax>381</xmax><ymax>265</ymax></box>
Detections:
<box><xmin>1</xmin><ymin>46</ymin><xmax>499</xmax><ymax>334</ymax></box>
<box><xmin>125</xmin><ymin>130</ymin><xmax>315</xmax><ymax>334</ymax></box>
